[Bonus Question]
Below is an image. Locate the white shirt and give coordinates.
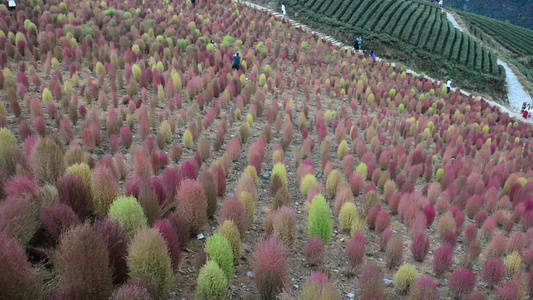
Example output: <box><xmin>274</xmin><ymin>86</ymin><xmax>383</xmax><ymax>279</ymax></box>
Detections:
<box><xmin>446</xmin><ymin>80</ymin><xmax>452</xmax><ymax>88</ymax></box>
<box><xmin>8</xmin><ymin>0</ymin><xmax>16</xmax><ymax>7</ymax></box>
<box><xmin>281</xmin><ymin>4</ymin><xmax>286</xmax><ymax>15</ymax></box>
<box><xmin>439</xmin><ymin>0</ymin><xmax>443</xmax><ymax>4</ymax></box>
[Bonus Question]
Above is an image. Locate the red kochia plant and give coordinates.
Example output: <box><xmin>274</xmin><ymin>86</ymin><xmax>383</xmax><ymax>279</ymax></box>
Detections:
<box><xmin>119</xmin><ymin>126</ymin><xmax>133</xmax><ymax>148</ymax></box>
<box><xmin>153</xmin><ymin>219</ymin><xmax>182</xmax><ymax>269</ymax></box>
<box><xmin>494</xmin><ymin>281</ymin><xmax>519</xmax><ymax>300</ymax></box>
<box><xmin>481</xmin><ymin>257</ymin><xmax>506</xmax><ymax>286</ymax></box>
<box><xmin>56</xmin><ymin>173</ymin><xmax>92</xmax><ymax>220</ymax></box>
<box><xmin>4</xmin><ymin>176</ymin><xmax>39</xmax><ymax>200</ymax></box>
<box><xmin>411</xmin><ymin>233</ymin><xmax>430</xmax><ymax>262</ymax></box>
<box><xmin>358</xmin><ymin>262</ymin><xmax>385</xmax><ymax>300</ymax></box>
<box><xmin>375</xmin><ymin>209</ymin><xmax>391</xmax><ymax>233</ymax></box>
<box><xmin>251</xmin><ymin>236</ymin><xmax>289</xmax><ymax>300</ymax></box>
<box><xmin>40</xmin><ymin>203</ymin><xmax>80</xmax><ymax>242</ymax></box>
<box><xmin>168</xmin><ymin>212</ymin><xmax>190</xmax><ymax>250</ymax></box>
<box><xmin>345</xmin><ymin>232</ymin><xmax>366</xmax><ymax>272</ymax></box>
<box><xmin>219</xmin><ymin>196</ymin><xmax>249</xmax><ymax>236</ymax></box>
<box><xmin>433</xmin><ymin>243</ymin><xmax>453</xmax><ymax>276</ymax></box>
<box><xmin>92</xmin><ymin>218</ymin><xmax>129</xmax><ymax>284</ymax></box>
<box><xmin>111</xmin><ymin>283</ymin><xmax>152</xmax><ymax>300</ymax></box>
<box><xmin>303</xmin><ymin>236</ymin><xmax>325</xmax><ymax>266</ymax></box>
<box><xmin>180</xmin><ymin>160</ymin><xmax>198</xmax><ymax>180</ymax></box>
<box><xmin>161</xmin><ymin>168</ymin><xmax>181</xmax><ymax>200</ymax></box>
<box><xmin>56</xmin><ymin>224</ymin><xmax>113</xmax><ymax>299</ymax></box>
<box><xmin>409</xmin><ymin>276</ymin><xmax>440</xmax><ymax>300</ymax></box>
<box><xmin>0</xmin><ymin>231</ymin><xmax>39</xmax><ymax>299</ymax></box>
<box><xmin>448</xmin><ymin>268</ymin><xmax>476</xmax><ymax>298</ymax></box>
<box><xmin>176</xmin><ymin>179</ymin><xmax>207</xmax><ymax>234</ymax></box>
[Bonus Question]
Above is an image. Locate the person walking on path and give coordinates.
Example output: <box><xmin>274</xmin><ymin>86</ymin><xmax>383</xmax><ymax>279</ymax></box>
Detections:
<box><xmin>191</xmin><ymin>0</ymin><xmax>196</xmax><ymax>8</ymax></box>
<box><xmin>438</xmin><ymin>0</ymin><xmax>443</xmax><ymax>8</ymax></box>
<box><xmin>524</xmin><ymin>104</ymin><xmax>531</xmax><ymax>119</ymax></box>
<box><xmin>8</xmin><ymin>0</ymin><xmax>16</xmax><ymax>12</ymax></box>
<box><xmin>281</xmin><ymin>3</ymin><xmax>286</xmax><ymax>17</ymax></box>
<box><xmin>446</xmin><ymin>79</ymin><xmax>452</xmax><ymax>93</ymax></box>
<box><xmin>232</xmin><ymin>52</ymin><xmax>241</xmax><ymax>71</ymax></box>
<box><xmin>353</xmin><ymin>36</ymin><xmax>362</xmax><ymax>52</ymax></box>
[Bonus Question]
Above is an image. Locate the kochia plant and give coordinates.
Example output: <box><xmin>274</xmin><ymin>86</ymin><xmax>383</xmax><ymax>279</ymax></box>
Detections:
<box><xmin>307</xmin><ymin>195</ymin><xmax>333</xmax><ymax>244</ymax></box>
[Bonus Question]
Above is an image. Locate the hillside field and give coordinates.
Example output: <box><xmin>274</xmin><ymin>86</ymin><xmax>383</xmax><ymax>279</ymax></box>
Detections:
<box><xmin>1</xmin><ymin>0</ymin><xmax>533</xmax><ymax>300</ymax></box>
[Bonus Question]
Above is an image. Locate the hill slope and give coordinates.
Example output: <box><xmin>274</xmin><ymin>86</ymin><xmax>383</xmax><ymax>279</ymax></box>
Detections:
<box><xmin>445</xmin><ymin>0</ymin><xmax>533</xmax><ymax>31</ymax></box>
<box><xmin>281</xmin><ymin>0</ymin><xmax>506</xmax><ymax>96</ymax></box>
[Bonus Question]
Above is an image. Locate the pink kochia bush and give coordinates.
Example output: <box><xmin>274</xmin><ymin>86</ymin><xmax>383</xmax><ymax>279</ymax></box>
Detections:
<box><xmin>481</xmin><ymin>257</ymin><xmax>506</xmax><ymax>286</ymax></box>
<box><xmin>4</xmin><ymin>176</ymin><xmax>39</xmax><ymax>200</ymax></box>
<box><xmin>411</xmin><ymin>233</ymin><xmax>430</xmax><ymax>262</ymax></box>
<box><xmin>251</xmin><ymin>236</ymin><xmax>289</xmax><ymax>300</ymax></box>
<box><xmin>358</xmin><ymin>262</ymin><xmax>385</xmax><ymax>300</ymax></box>
<box><xmin>92</xmin><ymin>218</ymin><xmax>129</xmax><ymax>284</ymax></box>
<box><xmin>153</xmin><ymin>219</ymin><xmax>182</xmax><ymax>269</ymax></box>
<box><xmin>345</xmin><ymin>232</ymin><xmax>365</xmax><ymax>272</ymax></box>
<box><xmin>40</xmin><ymin>203</ymin><xmax>80</xmax><ymax>242</ymax></box>
<box><xmin>176</xmin><ymin>179</ymin><xmax>207</xmax><ymax>234</ymax></box>
<box><xmin>180</xmin><ymin>160</ymin><xmax>198</xmax><ymax>180</ymax></box>
<box><xmin>448</xmin><ymin>268</ymin><xmax>476</xmax><ymax>298</ymax></box>
<box><xmin>219</xmin><ymin>196</ymin><xmax>249</xmax><ymax>236</ymax></box>
<box><xmin>56</xmin><ymin>173</ymin><xmax>92</xmax><ymax>220</ymax></box>
<box><xmin>303</xmin><ymin>236</ymin><xmax>325</xmax><ymax>266</ymax></box>
<box><xmin>409</xmin><ymin>276</ymin><xmax>440</xmax><ymax>300</ymax></box>
<box><xmin>433</xmin><ymin>243</ymin><xmax>453</xmax><ymax>275</ymax></box>
<box><xmin>0</xmin><ymin>231</ymin><xmax>39</xmax><ymax>299</ymax></box>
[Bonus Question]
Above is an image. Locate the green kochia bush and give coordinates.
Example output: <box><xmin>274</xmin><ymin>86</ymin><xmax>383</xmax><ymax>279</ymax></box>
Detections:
<box><xmin>307</xmin><ymin>195</ymin><xmax>333</xmax><ymax>244</ymax></box>
<box><xmin>0</xmin><ymin>128</ymin><xmax>16</xmax><ymax>156</ymax></box>
<box><xmin>197</xmin><ymin>261</ymin><xmax>228</xmax><ymax>300</ymax></box>
<box><xmin>205</xmin><ymin>233</ymin><xmax>234</xmax><ymax>281</ymax></box>
<box><xmin>127</xmin><ymin>228</ymin><xmax>173</xmax><ymax>299</ymax></box>
<box><xmin>108</xmin><ymin>196</ymin><xmax>148</xmax><ymax>236</ymax></box>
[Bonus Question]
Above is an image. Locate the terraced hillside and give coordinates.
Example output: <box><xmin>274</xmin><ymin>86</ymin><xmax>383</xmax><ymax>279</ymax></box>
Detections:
<box><xmin>455</xmin><ymin>9</ymin><xmax>533</xmax><ymax>84</ymax></box>
<box><xmin>281</xmin><ymin>0</ymin><xmax>506</xmax><ymax>93</ymax></box>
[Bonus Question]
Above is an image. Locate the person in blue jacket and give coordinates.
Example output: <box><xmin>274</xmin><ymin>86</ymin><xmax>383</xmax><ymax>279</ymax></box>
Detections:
<box><xmin>370</xmin><ymin>51</ymin><xmax>375</xmax><ymax>59</ymax></box>
<box><xmin>232</xmin><ymin>52</ymin><xmax>241</xmax><ymax>71</ymax></box>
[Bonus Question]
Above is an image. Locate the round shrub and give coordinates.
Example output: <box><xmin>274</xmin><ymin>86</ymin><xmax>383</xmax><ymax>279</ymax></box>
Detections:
<box><xmin>56</xmin><ymin>223</ymin><xmax>113</xmax><ymax>299</ymax></box>
<box><xmin>303</xmin><ymin>236</ymin><xmax>325</xmax><ymax>266</ymax></box>
<box><xmin>109</xmin><ymin>196</ymin><xmax>147</xmax><ymax>236</ymax></box>
<box><xmin>153</xmin><ymin>219</ymin><xmax>182</xmax><ymax>269</ymax></box>
<box><xmin>219</xmin><ymin>196</ymin><xmax>249</xmax><ymax>236</ymax></box>
<box><xmin>251</xmin><ymin>236</ymin><xmax>289</xmax><ymax>300</ymax></box>
<box><xmin>240</xmin><ymin>191</ymin><xmax>256</xmax><ymax>222</ymax></box>
<box><xmin>337</xmin><ymin>140</ymin><xmax>348</xmax><ymax>160</ymax></box>
<box><xmin>394</xmin><ymin>264</ymin><xmax>418</xmax><ymax>293</ymax></box>
<box><xmin>176</xmin><ymin>179</ymin><xmax>207</xmax><ymax>234</ymax></box>
<box><xmin>447</xmin><ymin>268</ymin><xmax>476</xmax><ymax>298</ymax></box>
<box><xmin>504</xmin><ymin>251</ymin><xmax>522</xmax><ymax>276</ymax></box>
<box><xmin>243</xmin><ymin>165</ymin><xmax>258</xmax><ymax>185</ymax></box>
<box><xmin>111</xmin><ymin>283</ymin><xmax>152</xmax><ymax>300</ymax></box>
<box><xmin>205</xmin><ymin>233</ymin><xmax>234</xmax><ymax>281</ymax></box>
<box><xmin>40</xmin><ymin>202</ymin><xmax>80</xmax><ymax>242</ymax></box>
<box><xmin>218</xmin><ymin>220</ymin><xmax>242</xmax><ymax>260</ymax></box>
<box><xmin>300</xmin><ymin>174</ymin><xmax>317</xmax><ymax>198</ymax></box>
<box><xmin>271</xmin><ymin>163</ymin><xmax>288</xmax><ymax>189</ymax></box>
<box><xmin>409</xmin><ymin>276</ymin><xmax>440</xmax><ymax>300</ymax></box>
<box><xmin>65</xmin><ymin>163</ymin><xmax>92</xmax><ymax>191</ymax></box>
<box><xmin>92</xmin><ymin>218</ymin><xmax>129</xmax><ymax>284</ymax></box>
<box><xmin>272</xmin><ymin>206</ymin><xmax>297</xmax><ymax>248</ymax></box>
<box><xmin>56</xmin><ymin>173</ymin><xmax>92</xmax><ymax>220</ymax></box>
<box><xmin>127</xmin><ymin>228</ymin><xmax>173</xmax><ymax>299</ymax></box>
<box><xmin>91</xmin><ymin>167</ymin><xmax>120</xmax><ymax>217</ymax></box>
<box><xmin>386</xmin><ymin>235</ymin><xmax>403</xmax><ymax>269</ymax></box>
<box><xmin>339</xmin><ymin>202</ymin><xmax>357</xmax><ymax>232</ymax></box>
<box><xmin>0</xmin><ymin>196</ymin><xmax>39</xmax><ymax>247</ymax></box>
<box><xmin>481</xmin><ymin>257</ymin><xmax>506</xmax><ymax>286</ymax></box>
<box><xmin>411</xmin><ymin>233</ymin><xmax>430</xmax><ymax>262</ymax></box>
<box><xmin>359</xmin><ymin>263</ymin><xmax>385</xmax><ymax>300</ymax></box>
<box><xmin>326</xmin><ymin>170</ymin><xmax>342</xmax><ymax>197</ymax></box>
<box><xmin>197</xmin><ymin>260</ymin><xmax>228</xmax><ymax>300</ymax></box>
<box><xmin>0</xmin><ymin>128</ymin><xmax>17</xmax><ymax>156</ymax></box>
<box><xmin>307</xmin><ymin>195</ymin><xmax>333</xmax><ymax>244</ymax></box>
<box><xmin>31</xmin><ymin>137</ymin><xmax>65</xmax><ymax>183</ymax></box>
<box><xmin>169</xmin><ymin>212</ymin><xmax>190</xmax><ymax>250</ymax></box>
<box><xmin>298</xmin><ymin>272</ymin><xmax>339</xmax><ymax>300</ymax></box>
<box><xmin>0</xmin><ymin>231</ymin><xmax>39</xmax><ymax>299</ymax></box>
<box><xmin>345</xmin><ymin>232</ymin><xmax>366</xmax><ymax>272</ymax></box>
<box><xmin>183</xmin><ymin>129</ymin><xmax>193</xmax><ymax>149</ymax></box>
<box><xmin>433</xmin><ymin>243</ymin><xmax>453</xmax><ymax>275</ymax></box>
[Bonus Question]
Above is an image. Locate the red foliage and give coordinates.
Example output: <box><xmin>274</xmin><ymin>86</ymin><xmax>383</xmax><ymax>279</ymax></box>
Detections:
<box><xmin>423</xmin><ymin>204</ymin><xmax>435</xmax><ymax>227</ymax></box>
<box><xmin>4</xmin><ymin>176</ymin><xmax>39</xmax><ymax>201</ymax></box>
<box><xmin>92</xmin><ymin>218</ymin><xmax>129</xmax><ymax>284</ymax></box>
<box><xmin>303</xmin><ymin>236</ymin><xmax>325</xmax><ymax>266</ymax></box>
<box><xmin>153</xmin><ymin>219</ymin><xmax>182</xmax><ymax>269</ymax></box>
<box><xmin>379</xmin><ymin>227</ymin><xmax>393</xmax><ymax>251</ymax></box>
<box><xmin>227</xmin><ymin>137</ymin><xmax>242</xmax><ymax>161</ymax></box>
<box><xmin>213</xmin><ymin>166</ymin><xmax>226</xmax><ymax>196</ymax></box>
<box><xmin>375</xmin><ymin>209</ymin><xmax>390</xmax><ymax>233</ymax></box>
<box><xmin>524</xmin><ymin>245</ymin><xmax>533</xmax><ymax>270</ymax></box>
<box><xmin>176</xmin><ymin>179</ymin><xmax>207</xmax><ymax>234</ymax></box>
<box><xmin>251</xmin><ymin>236</ymin><xmax>289</xmax><ymax>300</ymax></box>
<box><xmin>40</xmin><ymin>203</ymin><xmax>80</xmax><ymax>242</ymax></box>
<box><xmin>494</xmin><ymin>281</ymin><xmax>518</xmax><ymax>300</ymax></box>
<box><xmin>481</xmin><ymin>257</ymin><xmax>506</xmax><ymax>286</ymax></box>
<box><xmin>0</xmin><ymin>231</ymin><xmax>39</xmax><ymax>299</ymax></box>
<box><xmin>180</xmin><ymin>160</ymin><xmax>198</xmax><ymax>180</ymax></box>
<box><xmin>111</xmin><ymin>283</ymin><xmax>152</xmax><ymax>300</ymax></box>
<box><xmin>411</xmin><ymin>233</ymin><xmax>430</xmax><ymax>262</ymax></box>
<box><xmin>119</xmin><ymin>126</ymin><xmax>133</xmax><ymax>148</ymax></box>
<box><xmin>409</xmin><ymin>276</ymin><xmax>440</xmax><ymax>300</ymax></box>
<box><xmin>219</xmin><ymin>196</ymin><xmax>249</xmax><ymax>236</ymax></box>
<box><xmin>358</xmin><ymin>262</ymin><xmax>384</xmax><ymax>300</ymax></box>
<box><xmin>507</xmin><ymin>232</ymin><xmax>525</xmax><ymax>254</ymax></box>
<box><xmin>433</xmin><ymin>243</ymin><xmax>453</xmax><ymax>275</ymax></box>
<box><xmin>56</xmin><ymin>173</ymin><xmax>92</xmax><ymax>220</ymax></box>
<box><xmin>448</xmin><ymin>268</ymin><xmax>476</xmax><ymax>298</ymax></box>
<box><xmin>345</xmin><ymin>232</ymin><xmax>365</xmax><ymax>272</ymax></box>
<box><xmin>161</xmin><ymin>168</ymin><xmax>181</xmax><ymax>201</ymax></box>
<box><xmin>168</xmin><ymin>211</ymin><xmax>190</xmax><ymax>250</ymax></box>
<box><xmin>464</xmin><ymin>224</ymin><xmax>477</xmax><ymax>245</ymax></box>
<box><xmin>349</xmin><ymin>172</ymin><xmax>364</xmax><ymax>195</ymax></box>
<box><xmin>366</xmin><ymin>204</ymin><xmax>381</xmax><ymax>230</ymax></box>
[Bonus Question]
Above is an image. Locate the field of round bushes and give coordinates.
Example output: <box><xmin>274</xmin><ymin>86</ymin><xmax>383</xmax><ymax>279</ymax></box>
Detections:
<box><xmin>1</xmin><ymin>0</ymin><xmax>533</xmax><ymax>299</ymax></box>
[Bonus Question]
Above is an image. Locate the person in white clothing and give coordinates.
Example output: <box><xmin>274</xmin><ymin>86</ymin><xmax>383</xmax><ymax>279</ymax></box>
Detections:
<box><xmin>281</xmin><ymin>4</ymin><xmax>286</xmax><ymax>17</ymax></box>
<box><xmin>446</xmin><ymin>80</ymin><xmax>452</xmax><ymax>93</ymax></box>
<box><xmin>8</xmin><ymin>0</ymin><xmax>16</xmax><ymax>12</ymax></box>
<box><xmin>439</xmin><ymin>0</ymin><xmax>443</xmax><ymax>8</ymax></box>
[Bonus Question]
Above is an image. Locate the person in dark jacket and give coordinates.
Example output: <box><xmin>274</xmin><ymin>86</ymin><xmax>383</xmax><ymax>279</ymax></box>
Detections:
<box><xmin>232</xmin><ymin>53</ymin><xmax>241</xmax><ymax>71</ymax></box>
<box><xmin>191</xmin><ymin>0</ymin><xmax>196</xmax><ymax>8</ymax></box>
